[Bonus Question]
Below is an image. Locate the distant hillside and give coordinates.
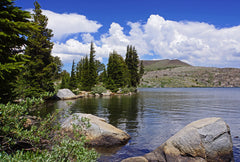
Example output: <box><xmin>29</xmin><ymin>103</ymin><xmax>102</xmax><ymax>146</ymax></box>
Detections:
<box><xmin>142</xmin><ymin>59</ymin><xmax>191</xmax><ymax>71</ymax></box>
<box><xmin>140</xmin><ymin>66</ymin><xmax>240</xmax><ymax>88</ymax></box>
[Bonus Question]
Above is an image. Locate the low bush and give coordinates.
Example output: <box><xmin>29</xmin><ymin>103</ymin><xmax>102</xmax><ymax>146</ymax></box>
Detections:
<box><xmin>91</xmin><ymin>86</ymin><xmax>107</xmax><ymax>95</ymax></box>
<box><xmin>0</xmin><ymin>97</ymin><xmax>99</xmax><ymax>161</ymax></box>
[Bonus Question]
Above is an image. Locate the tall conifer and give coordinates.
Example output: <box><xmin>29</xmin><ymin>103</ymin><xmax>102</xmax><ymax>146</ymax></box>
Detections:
<box><xmin>139</xmin><ymin>60</ymin><xmax>145</xmax><ymax>79</ymax></box>
<box><xmin>0</xmin><ymin>0</ymin><xmax>37</xmax><ymax>102</ymax></box>
<box><xmin>69</xmin><ymin>60</ymin><xmax>77</xmax><ymax>89</ymax></box>
<box><xmin>88</xmin><ymin>42</ymin><xmax>97</xmax><ymax>88</ymax></box>
<box><xmin>24</xmin><ymin>1</ymin><xmax>56</xmax><ymax>96</ymax></box>
<box><xmin>81</xmin><ymin>55</ymin><xmax>90</xmax><ymax>90</ymax></box>
<box><xmin>107</xmin><ymin>51</ymin><xmax>129</xmax><ymax>91</ymax></box>
<box><xmin>125</xmin><ymin>45</ymin><xmax>139</xmax><ymax>87</ymax></box>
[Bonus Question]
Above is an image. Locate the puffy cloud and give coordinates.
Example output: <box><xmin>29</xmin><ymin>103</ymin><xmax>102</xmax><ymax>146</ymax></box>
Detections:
<box><xmin>42</xmin><ymin>10</ymin><xmax>102</xmax><ymax>40</ymax></box>
<box><xmin>81</xmin><ymin>33</ymin><xmax>94</xmax><ymax>43</ymax></box>
<box><xmin>52</xmin><ymin>14</ymin><xmax>240</xmax><ymax>68</ymax></box>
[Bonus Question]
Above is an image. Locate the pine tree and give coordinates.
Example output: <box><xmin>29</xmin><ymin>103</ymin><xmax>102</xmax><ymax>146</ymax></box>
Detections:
<box><xmin>139</xmin><ymin>60</ymin><xmax>145</xmax><ymax>79</ymax></box>
<box><xmin>81</xmin><ymin>55</ymin><xmax>90</xmax><ymax>91</ymax></box>
<box><xmin>125</xmin><ymin>45</ymin><xmax>139</xmax><ymax>87</ymax></box>
<box><xmin>24</xmin><ymin>1</ymin><xmax>56</xmax><ymax>96</ymax></box>
<box><xmin>69</xmin><ymin>60</ymin><xmax>77</xmax><ymax>90</ymax></box>
<box><xmin>107</xmin><ymin>51</ymin><xmax>129</xmax><ymax>91</ymax></box>
<box><xmin>60</xmin><ymin>70</ymin><xmax>70</xmax><ymax>89</ymax></box>
<box><xmin>76</xmin><ymin>58</ymin><xmax>83</xmax><ymax>83</ymax></box>
<box><xmin>0</xmin><ymin>0</ymin><xmax>37</xmax><ymax>102</ymax></box>
<box><xmin>53</xmin><ymin>56</ymin><xmax>63</xmax><ymax>80</ymax></box>
<box><xmin>132</xmin><ymin>46</ymin><xmax>140</xmax><ymax>86</ymax></box>
<box><xmin>100</xmin><ymin>67</ymin><xmax>108</xmax><ymax>85</ymax></box>
<box><xmin>88</xmin><ymin>42</ymin><xmax>97</xmax><ymax>88</ymax></box>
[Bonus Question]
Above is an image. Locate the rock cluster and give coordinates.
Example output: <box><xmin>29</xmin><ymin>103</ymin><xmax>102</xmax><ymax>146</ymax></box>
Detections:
<box><xmin>122</xmin><ymin>117</ymin><xmax>234</xmax><ymax>162</ymax></box>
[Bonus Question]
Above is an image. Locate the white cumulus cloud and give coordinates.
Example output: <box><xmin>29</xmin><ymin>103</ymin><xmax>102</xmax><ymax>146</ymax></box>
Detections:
<box><xmin>42</xmin><ymin>10</ymin><xmax>102</xmax><ymax>40</ymax></box>
<box><xmin>51</xmin><ymin>14</ymin><xmax>240</xmax><ymax>68</ymax></box>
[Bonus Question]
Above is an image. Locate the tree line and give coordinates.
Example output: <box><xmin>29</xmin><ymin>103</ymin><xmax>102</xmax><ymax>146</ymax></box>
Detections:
<box><xmin>62</xmin><ymin>44</ymin><xmax>144</xmax><ymax>92</ymax></box>
<box><xmin>0</xmin><ymin>0</ymin><xmax>144</xmax><ymax>103</ymax></box>
<box><xmin>0</xmin><ymin>0</ymin><xmax>144</xmax><ymax>160</ymax></box>
<box><xmin>0</xmin><ymin>0</ymin><xmax>62</xmax><ymax>103</ymax></box>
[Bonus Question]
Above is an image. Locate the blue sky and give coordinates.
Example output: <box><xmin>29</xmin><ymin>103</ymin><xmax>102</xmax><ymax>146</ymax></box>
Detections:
<box><xmin>16</xmin><ymin>0</ymin><xmax>240</xmax><ymax>71</ymax></box>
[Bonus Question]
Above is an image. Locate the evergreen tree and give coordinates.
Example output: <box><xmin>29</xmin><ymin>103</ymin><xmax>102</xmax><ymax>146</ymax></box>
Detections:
<box><xmin>139</xmin><ymin>60</ymin><xmax>145</xmax><ymax>79</ymax></box>
<box><xmin>95</xmin><ymin>60</ymin><xmax>105</xmax><ymax>74</ymax></box>
<box><xmin>125</xmin><ymin>45</ymin><xmax>139</xmax><ymax>87</ymax></box>
<box><xmin>60</xmin><ymin>70</ymin><xmax>70</xmax><ymax>89</ymax></box>
<box><xmin>88</xmin><ymin>42</ymin><xmax>97</xmax><ymax>88</ymax></box>
<box><xmin>81</xmin><ymin>55</ymin><xmax>90</xmax><ymax>91</ymax></box>
<box><xmin>69</xmin><ymin>60</ymin><xmax>77</xmax><ymax>90</ymax></box>
<box><xmin>53</xmin><ymin>56</ymin><xmax>63</xmax><ymax>80</ymax></box>
<box><xmin>0</xmin><ymin>0</ymin><xmax>37</xmax><ymax>102</ymax></box>
<box><xmin>76</xmin><ymin>58</ymin><xmax>83</xmax><ymax>83</ymax></box>
<box><xmin>99</xmin><ymin>67</ymin><xmax>108</xmax><ymax>85</ymax></box>
<box><xmin>107</xmin><ymin>51</ymin><xmax>129</xmax><ymax>91</ymax></box>
<box><xmin>24</xmin><ymin>1</ymin><xmax>56</xmax><ymax>96</ymax></box>
<box><xmin>132</xmin><ymin>46</ymin><xmax>140</xmax><ymax>86</ymax></box>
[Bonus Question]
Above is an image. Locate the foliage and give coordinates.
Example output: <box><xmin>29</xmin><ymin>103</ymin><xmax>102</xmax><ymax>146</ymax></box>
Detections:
<box><xmin>81</xmin><ymin>55</ymin><xmax>90</xmax><ymax>91</ymax></box>
<box><xmin>0</xmin><ymin>0</ymin><xmax>37</xmax><ymax>103</ymax></box>
<box><xmin>91</xmin><ymin>85</ymin><xmax>107</xmax><ymax>95</ymax></box>
<box><xmin>107</xmin><ymin>50</ymin><xmax>130</xmax><ymax>91</ymax></box>
<box><xmin>52</xmin><ymin>56</ymin><xmax>63</xmax><ymax>80</ymax></box>
<box><xmin>69</xmin><ymin>60</ymin><xmax>77</xmax><ymax>90</ymax></box>
<box><xmin>95</xmin><ymin>60</ymin><xmax>105</xmax><ymax>74</ymax></box>
<box><xmin>74</xmin><ymin>43</ymin><xmax>98</xmax><ymax>91</ymax></box>
<box><xmin>125</xmin><ymin>45</ymin><xmax>139</xmax><ymax>87</ymax></box>
<box><xmin>139</xmin><ymin>60</ymin><xmax>145</xmax><ymax>79</ymax></box>
<box><xmin>88</xmin><ymin>42</ymin><xmax>97</xmax><ymax>88</ymax></box>
<box><xmin>0</xmin><ymin>96</ymin><xmax>99</xmax><ymax>161</ymax></box>
<box><xmin>60</xmin><ymin>70</ymin><xmax>70</xmax><ymax>89</ymax></box>
<box><xmin>23</xmin><ymin>1</ymin><xmax>56</xmax><ymax>97</ymax></box>
<box><xmin>0</xmin><ymin>98</ymin><xmax>55</xmax><ymax>154</ymax></box>
<box><xmin>121</xmin><ymin>87</ymin><xmax>137</xmax><ymax>94</ymax></box>
<box><xmin>99</xmin><ymin>67</ymin><xmax>108</xmax><ymax>85</ymax></box>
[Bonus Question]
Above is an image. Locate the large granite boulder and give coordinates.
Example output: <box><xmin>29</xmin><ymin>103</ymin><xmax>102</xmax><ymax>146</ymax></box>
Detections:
<box><xmin>61</xmin><ymin>113</ymin><xmax>131</xmax><ymax>146</ymax></box>
<box><xmin>123</xmin><ymin>117</ymin><xmax>234</xmax><ymax>162</ymax></box>
<box><xmin>55</xmin><ymin>89</ymin><xmax>77</xmax><ymax>100</ymax></box>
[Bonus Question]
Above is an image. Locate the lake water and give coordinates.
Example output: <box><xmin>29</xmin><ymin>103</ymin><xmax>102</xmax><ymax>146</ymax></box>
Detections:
<box><xmin>44</xmin><ymin>88</ymin><xmax>240</xmax><ymax>161</ymax></box>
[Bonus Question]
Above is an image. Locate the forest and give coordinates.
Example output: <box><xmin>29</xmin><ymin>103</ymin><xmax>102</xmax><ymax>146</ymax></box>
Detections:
<box><xmin>0</xmin><ymin>0</ymin><xmax>143</xmax><ymax>161</ymax></box>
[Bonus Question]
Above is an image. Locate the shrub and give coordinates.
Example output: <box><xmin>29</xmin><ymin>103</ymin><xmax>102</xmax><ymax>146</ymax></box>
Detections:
<box><xmin>0</xmin><ymin>97</ymin><xmax>99</xmax><ymax>161</ymax></box>
<box><xmin>121</xmin><ymin>87</ymin><xmax>137</xmax><ymax>94</ymax></box>
<box><xmin>91</xmin><ymin>86</ymin><xmax>107</xmax><ymax>95</ymax></box>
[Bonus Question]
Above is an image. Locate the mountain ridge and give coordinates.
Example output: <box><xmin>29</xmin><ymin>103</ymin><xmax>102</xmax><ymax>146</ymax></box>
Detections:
<box><xmin>140</xmin><ymin>60</ymin><xmax>240</xmax><ymax>88</ymax></box>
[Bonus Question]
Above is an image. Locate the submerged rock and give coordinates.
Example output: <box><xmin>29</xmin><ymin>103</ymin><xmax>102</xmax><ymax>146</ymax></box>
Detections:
<box><xmin>122</xmin><ymin>117</ymin><xmax>234</xmax><ymax>162</ymax></box>
<box><xmin>61</xmin><ymin>113</ymin><xmax>130</xmax><ymax>146</ymax></box>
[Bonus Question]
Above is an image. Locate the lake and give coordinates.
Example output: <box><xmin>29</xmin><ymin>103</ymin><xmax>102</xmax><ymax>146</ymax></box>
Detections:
<box><xmin>43</xmin><ymin>88</ymin><xmax>240</xmax><ymax>161</ymax></box>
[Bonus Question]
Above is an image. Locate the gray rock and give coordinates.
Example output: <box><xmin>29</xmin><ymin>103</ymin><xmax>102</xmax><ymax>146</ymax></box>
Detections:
<box><xmin>123</xmin><ymin>117</ymin><xmax>234</xmax><ymax>162</ymax></box>
<box><xmin>102</xmin><ymin>90</ymin><xmax>112</xmax><ymax>96</ymax></box>
<box><xmin>56</xmin><ymin>89</ymin><xmax>76</xmax><ymax>100</ymax></box>
<box><xmin>61</xmin><ymin>113</ymin><xmax>131</xmax><ymax>146</ymax></box>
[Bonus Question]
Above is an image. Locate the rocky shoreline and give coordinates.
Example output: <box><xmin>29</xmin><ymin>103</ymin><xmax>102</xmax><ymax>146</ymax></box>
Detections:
<box><xmin>122</xmin><ymin>117</ymin><xmax>234</xmax><ymax>162</ymax></box>
<box><xmin>55</xmin><ymin>88</ymin><xmax>135</xmax><ymax>100</ymax></box>
<box><xmin>54</xmin><ymin>89</ymin><xmax>234</xmax><ymax>161</ymax></box>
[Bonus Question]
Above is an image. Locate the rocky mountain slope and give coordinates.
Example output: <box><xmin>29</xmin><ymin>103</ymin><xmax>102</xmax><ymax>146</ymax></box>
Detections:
<box><xmin>142</xmin><ymin>59</ymin><xmax>191</xmax><ymax>71</ymax></box>
<box><xmin>140</xmin><ymin>60</ymin><xmax>240</xmax><ymax>88</ymax></box>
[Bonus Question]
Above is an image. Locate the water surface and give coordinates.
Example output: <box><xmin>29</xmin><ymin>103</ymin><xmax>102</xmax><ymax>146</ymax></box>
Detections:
<box><xmin>45</xmin><ymin>88</ymin><xmax>240</xmax><ymax>161</ymax></box>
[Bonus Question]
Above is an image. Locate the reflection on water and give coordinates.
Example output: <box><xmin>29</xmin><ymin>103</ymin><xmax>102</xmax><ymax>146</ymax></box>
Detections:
<box><xmin>44</xmin><ymin>88</ymin><xmax>240</xmax><ymax>162</ymax></box>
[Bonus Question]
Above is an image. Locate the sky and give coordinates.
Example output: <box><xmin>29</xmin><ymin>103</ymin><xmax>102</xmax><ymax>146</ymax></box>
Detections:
<box><xmin>15</xmin><ymin>0</ymin><xmax>240</xmax><ymax>71</ymax></box>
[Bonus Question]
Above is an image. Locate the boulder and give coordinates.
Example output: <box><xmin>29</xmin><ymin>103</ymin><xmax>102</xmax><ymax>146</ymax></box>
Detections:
<box><xmin>102</xmin><ymin>90</ymin><xmax>112</xmax><ymax>96</ymax></box>
<box><xmin>55</xmin><ymin>89</ymin><xmax>77</xmax><ymax>100</ymax></box>
<box><xmin>61</xmin><ymin>113</ymin><xmax>131</xmax><ymax>146</ymax></box>
<box><xmin>122</xmin><ymin>117</ymin><xmax>234</xmax><ymax>162</ymax></box>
